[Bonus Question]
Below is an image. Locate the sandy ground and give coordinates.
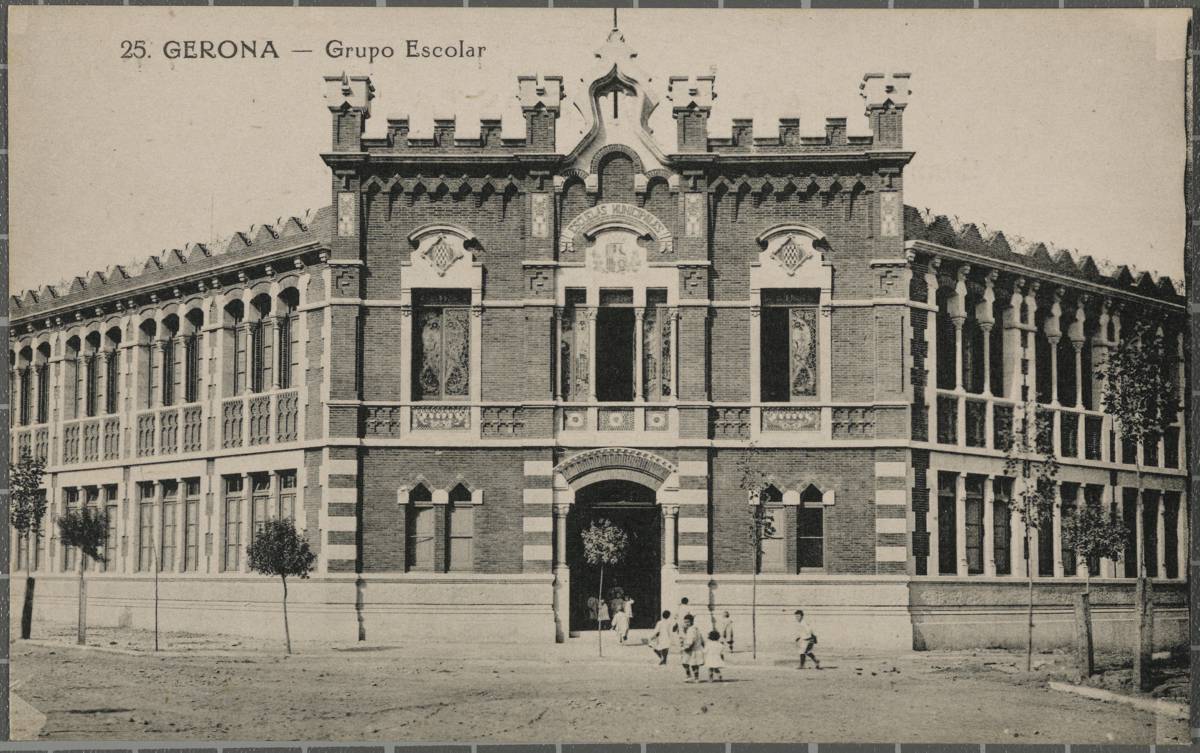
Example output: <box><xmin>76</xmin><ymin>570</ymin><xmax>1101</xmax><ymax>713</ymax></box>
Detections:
<box><xmin>9</xmin><ymin>625</ymin><xmax>1190</xmax><ymax>744</ymax></box>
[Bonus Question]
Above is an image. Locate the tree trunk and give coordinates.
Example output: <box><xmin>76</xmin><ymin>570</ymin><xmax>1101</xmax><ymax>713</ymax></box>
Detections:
<box><xmin>1134</xmin><ymin>574</ymin><xmax>1154</xmax><ymax>691</ymax></box>
<box><xmin>76</xmin><ymin>553</ymin><xmax>87</xmax><ymax>646</ymax></box>
<box><xmin>1074</xmin><ymin>591</ymin><xmax>1093</xmax><ymax>680</ymax></box>
<box><xmin>597</xmin><ymin>565</ymin><xmax>604</xmax><ymax>657</ymax></box>
<box><xmin>21</xmin><ymin>534</ymin><xmax>35</xmax><ymax>640</ymax></box>
<box><xmin>751</xmin><ymin>570</ymin><xmax>758</xmax><ymax>660</ymax></box>
<box><xmin>282</xmin><ymin>576</ymin><xmax>292</xmax><ymax>655</ymax></box>
<box><xmin>1025</xmin><ymin>524</ymin><xmax>1033</xmax><ymax>672</ymax></box>
<box><xmin>153</xmin><ymin>544</ymin><xmax>160</xmax><ymax>652</ymax></box>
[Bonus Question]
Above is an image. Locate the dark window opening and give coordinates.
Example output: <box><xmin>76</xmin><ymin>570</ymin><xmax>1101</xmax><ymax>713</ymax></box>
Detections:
<box><xmin>937</xmin><ymin>472</ymin><xmax>957</xmax><ymax>575</ymax></box>
<box><xmin>965</xmin><ymin>475</ymin><xmax>984</xmax><ymax>575</ymax></box>
<box><xmin>596</xmin><ymin>307</ymin><xmax>635</xmax><ymax>402</ymax></box>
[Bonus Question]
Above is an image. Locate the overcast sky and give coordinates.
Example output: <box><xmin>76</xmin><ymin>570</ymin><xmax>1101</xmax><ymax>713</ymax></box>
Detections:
<box><xmin>8</xmin><ymin>8</ymin><xmax>1189</xmax><ymax>295</ymax></box>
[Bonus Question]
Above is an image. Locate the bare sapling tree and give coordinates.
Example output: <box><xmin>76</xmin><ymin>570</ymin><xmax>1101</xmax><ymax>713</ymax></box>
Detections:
<box><xmin>10</xmin><ymin>452</ymin><xmax>47</xmax><ymax>639</ymax></box>
<box><xmin>738</xmin><ymin>443</ymin><xmax>777</xmax><ymax>660</ymax></box>
<box><xmin>1002</xmin><ymin>404</ymin><xmax>1060</xmax><ymax>672</ymax></box>
<box><xmin>248</xmin><ymin>517</ymin><xmax>316</xmax><ymax>655</ymax></box>
<box><xmin>56</xmin><ymin>507</ymin><xmax>108</xmax><ymax>646</ymax></box>
<box><xmin>580</xmin><ymin>518</ymin><xmax>629</xmax><ymax>657</ymax></box>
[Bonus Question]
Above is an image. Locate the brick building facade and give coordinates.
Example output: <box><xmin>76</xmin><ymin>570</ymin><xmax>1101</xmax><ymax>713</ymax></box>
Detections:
<box><xmin>9</xmin><ymin>29</ymin><xmax>1189</xmax><ymax>650</ymax></box>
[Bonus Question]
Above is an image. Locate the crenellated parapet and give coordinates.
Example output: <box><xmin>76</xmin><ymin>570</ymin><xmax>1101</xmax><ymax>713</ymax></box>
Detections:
<box><xmin>904</xmin><ymin>206</ymin><xmax>1184</xmax><ymax>310</ymax></box>
<box><xmin>9</xmin><ymin>207</ymin><xmax>331</xmax><ymax>331</ymax></box>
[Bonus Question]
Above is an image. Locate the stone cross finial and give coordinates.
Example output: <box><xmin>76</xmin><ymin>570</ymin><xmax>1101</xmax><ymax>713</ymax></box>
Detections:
<box><xmin>860</xmin><ymin>72</ymin><xmax>912</xmax><ymax>111</ymax></box>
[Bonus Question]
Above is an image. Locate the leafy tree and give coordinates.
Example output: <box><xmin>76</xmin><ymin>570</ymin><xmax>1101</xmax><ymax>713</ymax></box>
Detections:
<box><xmin>738</xmin><ymin>443</ymin><xmax>777</xmax><ymax>660</ymax></box>
<box><xmin>580</xmin><ymin>518</ymin><xmax>628</xmax><ymax>657</ymax></box>
<box><xmin>9</xmin><ymin>452</ymin><xmax>47</xmax><ymax>639</ymax></box>
<box><xmin>1002</xmin><ymin>403</ymin><xmax>1060</xmax><ymax>672</ymax></box>
<box><xmin>1062</xmin><ymin>499</ymin><xmax>1128</xmax><ymax>678</ymax></box>
<box><xmin>1061</xmin><ymin>500</ymin><xmax>1128</xmax><ymax>595</ymax></box>
<box><xmin>248</xmin><ymin>518</ymin><xmax>316</xmax><ymax>655</ymax></box>
<box><xmin>57</xmin><ymin>507</ymin><xmax>108</xmax><ymax>646</ymax></box>
<box><xmin>1098</xmin><ymin>320</ymin><xmax>1179</xmax><ymax>578</ymax></box>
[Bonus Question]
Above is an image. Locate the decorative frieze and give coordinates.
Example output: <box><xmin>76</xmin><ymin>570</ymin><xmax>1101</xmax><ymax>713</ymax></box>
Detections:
<box><xmin>182</xmin><ymin>406</ymin><xmax>203</xmax><ymax>452</ymax></box>
<box><xmin>562</xmin><ymin>408</ymin><xmax>588</xmax><ymax>430</ymax></box>
<box><xmin>411</xmin><ymin>405</ymin><xmax>471</xmax><ymax>431</ymax></box>
<box><xmin>831</xmin><ymin>407</ymin><xmax>876</xmax><ymax>438</ymax></box>
<box><xmin>221</xmin><ymin>399</ymin><xmax>243</xmax><ymax>449</ymax></box>
<box><xmin>711</xmin><ymin>407</ymin><xmax>751</xmax><ymax>439</ymax></box>
<box><xmin>248</xmin><ymin>396</ymin><xmax>271</xmax><ymax>445</ymax></box>
<box><xmin>761</xmin><ymin>407</ymin><xmax>821</xmax><ymax>432</ymax></box>
<box><xmin>598</xmin><ymin>408</ymin><xmax>634</xmax><ymax>431</ymax></box>
<box><xmin>364</xmin><ymin>406</ymin><xmax>403</xmax><ymax>437</ymax></box>
<box><xmin>645</xmin><ymin>408</ymin><xmax>670</xmax><ymax>431</ymax></box>
<box><xmin>275</xmin><ymin>391</ymin><xmax>299</xmax><ymax>442</ymax></box>
<box><xmin>481</xmin><ymin>406</ymin><xmax>524</xmax><ymax>437</ymax></box>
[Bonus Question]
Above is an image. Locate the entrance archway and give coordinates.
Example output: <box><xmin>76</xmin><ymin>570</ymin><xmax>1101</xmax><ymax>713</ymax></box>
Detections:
<box><xmin>567</xmin><ymin>479</ymin><xmax>660</xmax><ymax>633</ymax></box>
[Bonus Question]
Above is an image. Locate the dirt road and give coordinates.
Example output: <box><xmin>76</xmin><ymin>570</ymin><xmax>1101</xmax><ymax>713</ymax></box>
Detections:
<box><xmin>9</xmin><ymin>627</ymin><xmax>1188</xmax><ymax>744</ymax></box>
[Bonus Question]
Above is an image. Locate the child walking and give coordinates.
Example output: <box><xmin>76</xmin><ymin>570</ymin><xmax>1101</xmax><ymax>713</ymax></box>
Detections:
<box><xmin>679</xmin><ymin>614</ymin><xmax>705</xmax><ymax>682</ymax></box>
<box><xmin>703</xmin><ymin>629</ymin><xmax>725</xmax><ymax>682</ymax></box>
<box><xmin>718</xmin><ymin>610</ymin><xmax>734</xmax><ymax>653</ymax></box>
<box><xmin>793</xmin><ymin>609</ymin><xmax>820</xmax><ymax>670</ymax></box>
<box><xmin>650</xmin><ymin>610</ymin><xmax>674</xmax><ymax>665</ymax></box>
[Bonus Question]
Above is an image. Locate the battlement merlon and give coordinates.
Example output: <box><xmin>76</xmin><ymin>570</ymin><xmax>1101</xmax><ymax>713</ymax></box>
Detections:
<box><xmin>324</xmin><ymin>73</ymin><xmax>376</xmax><ymax>152</ymax></box>
<box><xmin>860</xmin><ymin>72</ymin><xmax>912</xmax><ymax>149</ymax></box>
<box><xmin>518</xmin><ymin>75</ymin><xmax>564</xmax><ymax>151</ymax></box>
<box><xmin>668</xmin><ymin>75</ymin><xmax>717</xmax><ymax>152</ymax></box>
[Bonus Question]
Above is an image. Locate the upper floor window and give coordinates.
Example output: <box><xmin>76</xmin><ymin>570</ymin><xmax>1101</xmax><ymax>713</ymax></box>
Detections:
<box><xmin>560</xmin><ymin>288</ymin><xmax>589</xmax><ymax>401</ymax></box>
<box><xmin>278</xmin><ymin>289</ymin><xmax>300</xmax><ymax>390</ymax></box>
<box><xmin>760</xmin><ymin>289</ymin><xmax>819</xmax><ymax>403</ymax></box>
<box><xmin>413</xmin><ymin>290</ymin><xmax>471</xmax><ymax>401</ymax></box>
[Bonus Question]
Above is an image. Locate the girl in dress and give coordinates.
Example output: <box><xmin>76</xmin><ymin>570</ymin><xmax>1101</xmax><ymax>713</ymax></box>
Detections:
<box><xmin>679</xmin><ymin>615</ymin><xmax>705</xmax><ymax>682</ymax></box>
<box><xmin>612</xmin><ymin>602</ymin><xmax>631</xmax><ymax>643</ymax></box>
<box><xmin>650</xmin><ymin>610</ymin><xmax>674</xmax><ymax>665</ymax></box>
<box><xmin>703</xmin><ymin>629</ymin><xmax>726</xmax><ymax>682</ymax></box>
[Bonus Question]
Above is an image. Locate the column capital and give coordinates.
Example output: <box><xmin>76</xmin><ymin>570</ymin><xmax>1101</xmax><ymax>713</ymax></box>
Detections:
<box><xmin>553</xmin><ymin>502</ymin><xmax>572</xmax><ymax>516</ymax></box>
<box><xmin>660</xmin><ymin>503</ymin><xmax>680</xmax><ymax>518</ymax></box>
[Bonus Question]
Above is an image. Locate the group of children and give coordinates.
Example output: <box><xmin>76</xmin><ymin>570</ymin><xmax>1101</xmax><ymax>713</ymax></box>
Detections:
<box><xmin>647</xmin><ymin>599</ymin><xmax>821</xmax><ymax>681</ymax></box>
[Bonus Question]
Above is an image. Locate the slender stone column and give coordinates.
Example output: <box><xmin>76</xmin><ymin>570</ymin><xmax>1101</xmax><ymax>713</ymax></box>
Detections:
<box><xmin>1134</xmin><ymin>489</ymin><xmax>1145</xmax><ymax>577</ymax></box>
<box><xmin>1155</xmin><ymin>493</ymin><xmax>1166</xmax><ymax>578</ymax></box>
<box><xmin>552</xmin><ymin>307</ymin><xmax>563</xmax><ymax>402</ymax></box>
<box><xmin>1052</xmin><ymin>484</ymin><xmax>1064</xmax><ymax>578</ymax></box>
<box><xmin>270</xmin><ymin>315</ymin><xmax>284</xmax><ymax>390</ymax></box>
<box><xmin>1176</xmin><ymin>493</ymin><xmax>1188</xmax><ymax>581</ymax></box>
<box><xmin>669</xmin><ymin>310</ymin><xmax>680</xmax><ymax>399</ymax></box>
<box><xmin>633</xmin><ymin>307</ymin><xmax>644</xmax><ymax>402</ymax></box>
<box><xmin>1010</xmin><ymin>481</ymin><xmax>1026</xmax><ymax>577</ymax></box>
<box><xmin>927</xmin><ymin>468</ymin><xmax>940</xmax><ymax>575</ymax></box>
<box><xmin>955</xmin><ymin>473</ymin><xmax>968</xmax><ymax>576</ymax></box>
<box><xmin>586</xmin><ymin>308</ymin><xmax>598</xmax><ymax>402</ymax></box>
<box><xmin>660</xmin><ymin>503</ymin><xmax>680</xmax><ymax>610</ymax></box>
<box><xmin>552</xmin><ymin>501</ymin><xmax>571</xmax><ymax>644</ymax></box>
<box><xmin>983</xmin><ymin>475</ymin><xmax>996</xmax><ymax>576</ymax></box>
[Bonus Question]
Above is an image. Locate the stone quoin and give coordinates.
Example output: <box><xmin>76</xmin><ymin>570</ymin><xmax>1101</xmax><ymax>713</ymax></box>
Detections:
<box><xmin>8</xmin><ymin>27</ymin><xmax>1188</xmax><ymax>651</ymax></box>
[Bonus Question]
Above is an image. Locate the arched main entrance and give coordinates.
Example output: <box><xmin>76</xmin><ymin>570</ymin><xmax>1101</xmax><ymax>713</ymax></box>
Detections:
<box><xmin>567</xmin><ymin>479</ymin><xmax>660</xmax><ymax>633</ymax></box>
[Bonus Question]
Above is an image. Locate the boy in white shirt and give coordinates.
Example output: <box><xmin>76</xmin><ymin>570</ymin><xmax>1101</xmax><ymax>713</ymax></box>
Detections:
<box><xmin>793</xmin><ymin>609</ymin><xmax>821</xmax><ymax>670</ymax></box>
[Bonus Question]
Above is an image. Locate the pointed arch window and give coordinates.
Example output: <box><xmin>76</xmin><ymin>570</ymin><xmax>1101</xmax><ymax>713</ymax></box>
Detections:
<box><xmin>406</xmin><ymin>483</ymin><xmax>435</xmax><ymax>571</ymax></box>
<box><xmin>447</xmin><ymin>483</ymin><xmax>474</xmax><ymax>572</ymax></box>
<box><xmin>797</xmin><ymin>485</ymin><xmax>825</xmax><ymax>571</ymax></box>
<box><xmin>757</xmin><ymin>484</ymin><xmax>785</xmax><ymax>574</ymax></box>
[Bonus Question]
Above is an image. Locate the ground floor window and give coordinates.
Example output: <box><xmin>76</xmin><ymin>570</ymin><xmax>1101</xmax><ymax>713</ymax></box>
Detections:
<box><xmin>937</xmin><ymin>472</ymin><xmax>957</xmax><ymax>575</ymax></box>
<box><xmin>103</xmin><ymin>485</ymin><xmax>118</xmax><ymax>573</ymax></box>
<box><xmin>224</xmin><ymin>476</ymin><xmax>244</xmax><ymax>571</ymax></box>
<box><xmin>1060</xmin><ymin>484</ymin><xmax>1078</xmax><ymax>577</ymax></box>
<box><xmin>184</xmin><ymin>479</ymin><xmax>201</xmax><ymax>572</ymax></box>
<box><xmin>992</xmin><ymin>478</ymin><xmax>1012</xmax><ymax>576</ymax></box>
<box><xmin>964</xmin><ymin>475</ymin><xmax>984</xmax><ymax>575</ymax></box>
<box><xmin>1164</xmin><ymin>491</ymin><xmax>1180</xmax><ymax>579</ymax></box>
<box><xmin>447</xmin><ymin>484</ymin><xmax>474</xmax><ymax>572</ymax></box>
<box><xmin>406</xmin><ymin>484</ymin><xmax>435</xmax><ymax>571</ymax></box>
<box><xmin>1122</xmin><ymin>488</ymin><xmax>1138</xmax><ymax>578</ymax></box>
<box><xmin>1142</xmin><ymin>491</ymin><xmax>1160</xmax><ymax>578</ymax></box>
<box><xmin>797</xmin><ymin>503</ymin><xmax>824</xmax><ymax>571</ymax></box>
<box><xmin>161</xmin><ymin>480</ymin><xmax>178</xmax><ymax>572</ymax></box>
